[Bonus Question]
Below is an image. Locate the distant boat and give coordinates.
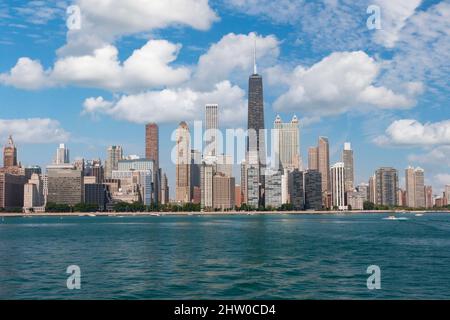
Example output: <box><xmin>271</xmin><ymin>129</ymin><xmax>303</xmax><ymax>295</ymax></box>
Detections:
<box><xmin>415</xmin><ymin>213</ymin><xmax>424</xmax><ymax>217</ymax></box>
<box><xmin>150</xmin><ymin>213</ymin><xmax>161</xmax><ymax>217</ymax></box>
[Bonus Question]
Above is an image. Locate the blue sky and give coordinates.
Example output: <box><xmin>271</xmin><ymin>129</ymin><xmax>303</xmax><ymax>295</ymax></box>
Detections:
<box><xmin>0</xmin><ymin>0</ymin><xmax>449</xmax><ymax>195</ymax></box>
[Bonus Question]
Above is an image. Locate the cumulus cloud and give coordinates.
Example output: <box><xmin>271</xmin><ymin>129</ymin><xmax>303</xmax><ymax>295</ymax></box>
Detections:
<box><xmin>273</xmin><ymin>51</ymin><xmax>418</xmax><ymax>116</ymax></box>
<box><xmin>59</xmin><ymin>0</ymin><xmax>219</xmax><ymax>55</ymax></box>
<box><xmin>374</xmin><ymin>119</ymin><xmax>450</xmax><ymax>146</ymax></box>
<box><xmin>0</xmin><ymin>57</ymin><xmax>51</xmax><ymax>90</ymax></box>
<box><xmin>192</xmin><ymin>32</ymin><xmax>280</xmax><ymax>89</ymax></box>
<box><xmin>82</xmin><ymin>81</ymin><xmax>247</xmax><ymax>125</ymax></box>
<box><xmin>53</xmin><ymin>40</ymin><xmax>190</xmax><ymax>91</ymax></box>
<box><xmin>1</xmin><ymin>40</ymin><xmax>190</xmax><ymax>91</ymax></box>
<box><xmin>0</xmin><ymin>118</ymin><xmax>69</xmax><ymax>143</ymax></box>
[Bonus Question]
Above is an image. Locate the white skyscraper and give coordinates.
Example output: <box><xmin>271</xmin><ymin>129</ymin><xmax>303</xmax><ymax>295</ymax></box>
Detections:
<box><xmin>205</xmin><ymin>104</ymin><xmax>219</xmax><ymax>157</ymax></box>
<box><xmin>54</xmin><ymin>143</ymin><xmax>70</xmax><ymax>165</ymax></box>
<box><xmin>331</xmin><ymin>162</ymin><xmax>347</xmax><ymax>210</ymax></box>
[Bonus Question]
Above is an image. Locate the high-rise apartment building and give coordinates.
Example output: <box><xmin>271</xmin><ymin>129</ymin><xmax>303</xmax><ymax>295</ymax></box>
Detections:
<box><xmin>289</xmin><ymin>169</ymin><xmax>304</xmax><ymax>210</ymax></box>
<box><xmin>205</xmin><ymin>104</ymin><xmax>219</xmax><ymax>157</ymax></box>
<box><xmin>405</xmin><ymin>166</ymin><xmax>426</xmax><ymax>208</ymax></box>
<box><xmin>331</xmin><ymin>162</ymin><xmax>347</xmax><ymax>210</ymax></box>
<box><xmin>308</xmin><ymin>147</ymin><xmax>318</xmax><ymax>170</ymax></box>
<box><xmin>273</xmin><ymin>115</ymin><xmax>300</xmax><ymax>170</ymax></box>
<box><xmin>425</xmin><ymin>186</ymin><xmax>433</xmax><ymax>209</ymax></box>
<box><xmin>342</xmin><ymin>142</ymin><xmax>354</xmax><ymax>192</ymax></box>
<box><xmin>304</xmin><ymin>170</ymin><xmax>322</xmax><ymax>210</ymax></box>
<box><xmin>201</xmin><ymin>162</ymin><xmax>214</xmax><ymax>210</ymax></box>
<box><xmin>190</xmin><ymin>149</ymin><xmax>202</xmax><ymax>201</ymax></box>
<box><xmin>213</xmin><ymin>174</ymin><xmax>235</xmax><ymax>210</ymax></box>
<box><xmin>105</xmin><ymin>146</ymin><xmax>123</xmax><ymax>179</ymax></box>
<box><xmin>240</xmin><ymin>160</ymin><xmax>248</xmax><ymax>204</ymax></box>
<box><xmin>318</xmin><ymin>137</ymin><xmax>330</xmax><ymax>194</ymax></box>
<box><xmin>375</xmin><ymin>167</ymin><xmax>398</xmax><ymax>207</ymax></box>
<box><xmin>265</xmin><ymin>170</ymin><xmax>282</xmax><ymax>208</ymax></box>
<box><xmin>246</xmin><ymin>166</ymin><xmax>260</xmax><ymax>208</ymax></box>
<box><xmin>175</xmin><ymin>122</ymin><xmax>191</xmax><ymax>203</ymax></box>
<box><xmin>161</xmin><ymin>172</ymin><xmax>169</xmax><ymax>205</ymax></box>
<box><xmin>0</xmin><ymin>172</ymin><xmax>27</xmax><ymax>209</ymax></box>
<box><xmin>145</xmin><ymin>123</ymin><xmax>159</xmax><ymax>170</ymax></box>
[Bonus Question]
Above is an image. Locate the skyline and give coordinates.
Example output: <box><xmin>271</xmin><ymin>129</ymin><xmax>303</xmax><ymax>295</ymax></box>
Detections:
<box><xmin>0</xmin><ymin>0</ymin><xmax>449</xmax><ymax>194</ymax></box>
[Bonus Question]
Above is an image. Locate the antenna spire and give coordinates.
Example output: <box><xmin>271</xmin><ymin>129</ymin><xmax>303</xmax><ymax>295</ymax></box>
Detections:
<box><xmin>253</xmin><ymin>37</ymin><xmax>257</xmax><ymax>75</ymax></box>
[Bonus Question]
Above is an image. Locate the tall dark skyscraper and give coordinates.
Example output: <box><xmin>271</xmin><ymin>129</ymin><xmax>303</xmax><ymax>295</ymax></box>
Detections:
<box><xmin>247</xmin><ymin>42</ymin><xmax>265</xmax><ymax>167</ymax></box>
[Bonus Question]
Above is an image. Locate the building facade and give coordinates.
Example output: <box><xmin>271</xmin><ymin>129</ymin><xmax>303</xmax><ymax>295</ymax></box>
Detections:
<box><xmin>331</xmin><ymin>162</ymin><xmax>347</xmax><ymax>210</ymax></box>
<box><xmin>304</xmin><ymin>170</ymin><xmax>322</xmax><ymax>210</ymax></box>
<box><xmin>175</xmin><ymin>121</ymin><xmax>191</xmax><ymax>203</ymax></box>
<box><xmin>47</xmin><ymin>165</ymin><xmax>83</xmax><ymax>206</ymax></box>
<box><xmin>105</xmin><ymin>146</ymin><xmax>123</xmax><ymax>179</ymax></box>
<box><xmin>273</xmin><ymin>115</ymin><xmax>300</xmax><ymax>170</ymax></box>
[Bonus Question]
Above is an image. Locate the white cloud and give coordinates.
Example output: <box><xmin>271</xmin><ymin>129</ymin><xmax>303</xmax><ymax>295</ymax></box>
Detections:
<box><xmin>59</xmin><ymin>0</ymin><xmax>218</xmax><ymax>55</ymax></box>
<box><xmin>193</xmin><ymin>32</ymin><xmax>280</xmax><ymax>89</ymax></box>
<box><xmin>409</xmin><ymin>146</ymin><xmax>450</xmax><ymax>167</ymax></box>
<box><xmin>273</xmin><ymin>51</ymin><xmax>418</xmax><ymax>116</ymax></box>
<box><xmin>381</xmin><ymin>2</ymin><xmax>450</xmax><ymax>95</ymax></box>
<box><xmin>0</xmin><ymin>57</ymin><xmax>50</xmax><ymax>90</ymax></box>
<box><xmin>0</xmin><ymin>118</ymin><xmax>69</xmax><ymax>143</ymax></box>
<box><xmin>53</xmin><ymin>40</ymin><xmax>190</xmax><ymax>91</ymax></box>
<box><xmin>82</xmin><ymin>81</ymin><xmax>246</xmax><ymax>125</ymax></box>
<box><xmin>2</xmin><ymin>40</ymin><xmax>190</xmax><ymax>91</ymax></box>
<box><xmin>373</xmin><ymin>0</ymin><xmax>422</xmax><ymax>48</ymax></box>
<box><xmin>375</xmin><ymin>119</ymin><xmax>450</xmax><ymax>146</ymax></box>
<box><xmin>434</xmin><ymin>174</ymin><xmax>450</xmax><ymax>189</ymax></box>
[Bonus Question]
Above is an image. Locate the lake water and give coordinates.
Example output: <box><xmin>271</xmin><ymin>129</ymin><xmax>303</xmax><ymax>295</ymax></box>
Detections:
<box><xmin>1</xmin><ymin>213</ymin><xmax>450</xmax><ymax>299</ymax></box>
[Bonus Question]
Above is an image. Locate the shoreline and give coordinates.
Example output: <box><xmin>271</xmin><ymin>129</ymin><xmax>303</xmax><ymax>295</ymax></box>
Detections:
<box><xmin>1</xmin><ymin>210</ymin><xmax>449</xmax><ymax>218</ymax></box>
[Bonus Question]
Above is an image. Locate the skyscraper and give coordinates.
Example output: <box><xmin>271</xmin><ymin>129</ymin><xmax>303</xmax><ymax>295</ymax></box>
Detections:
<box><xmin>331</xmin><ymin>162</ymin><xmax>347</xmax><ymax>210</ymax></box>
<box><xmin>246</xmin><ymin>166</ymin><xmax>260</xmax><ymax>208</ymax></box>
<box><xmin>318</xmin><ymin>137</ymin><xmax>330</xmax><ymax>195</ymax></box>
<box><xmin>273</xmin><ymin>115</ymin><xmax>300</xmax><ymax>170</ymax></box>
<box><xmin>247</xmin><ymin>42</ymin><xmax>265</xmax><ymax>168</ymax></box>
<box><xmin>289</xmin><ymin>169</ymin><xmax>304</xmax><ymax>210</ymax></box>
<box><xmin>105</xmin><ymin>146</ymin><xmax>123</xmax><ymax>179</ymax></box>
<box><xmin>54</xmin><ymin>143</ymin><xmax>70</xmax><ymax>165</ymax></box>
<box><xmin>308</xmin><ymin>147</ymin><xmax>318</xmax><ymax>170</ymax></box>
<box><xmin>3</xmin><ymin>135</ymin><xmax>17</xmax><ymax>168</ymax></box>
<box><xmin>425</xmin><ymin>186</ymin><xmax>433</xmax><ymax>209</ymax></box>
<box><xmin>213</xmin><ymin>174</ymin><xmax>235</xmax><ymax>210</ymax></box>
<box><xmin>205</xmin><ymin>104</ymin><xmax>219</xmax><ymax>157</ymax></box>
<box><xmin>200</xmin><ymin>162</ymin><xmax>214</xmax><ymax>210</ymax></box>
<box><xmin>145</xmin><ymin>123</ymin><xmax>159</xmax><ymax>170</ymax></box>
<box><xmin>190</xmin><ymin>149</ymin><xmax>202</xmax><ymax>201</ymax></box>
<box><xmin>161</xmin><ymin>172</ymin><xmax>169</xmax><ymax>205</ymax></box>
<box><xmin>414</xmin><ymin>167</ymin><xmax>425</xmax><ymax>208</ymax></box>
<box><xmin>405</xmin><ymin>166</ymin><xmax>426</xmax><ymax>208</ymax></box>
<box><xmin>304</xmin><ymin>170</ymin><xmax>322</xmax><ymax>210</ymax></box>
<box><xmin>375</xmin><ymin>167</ymin><xmax>398</xmax><ymax>207</ymax></box>
<box><xmin>175</xmin><ymin>121</ymin><xmax>191</xmax><ymax>203</ymax></box>
<box><xmin>265</xmin><ymin>170</ymin><xmax>282</xmax><ymax>208</ymax></box>
<box><xmin>342</xmin><ymin>142</ymin><xmax>354</xmax><ymax>192</ymax></box>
